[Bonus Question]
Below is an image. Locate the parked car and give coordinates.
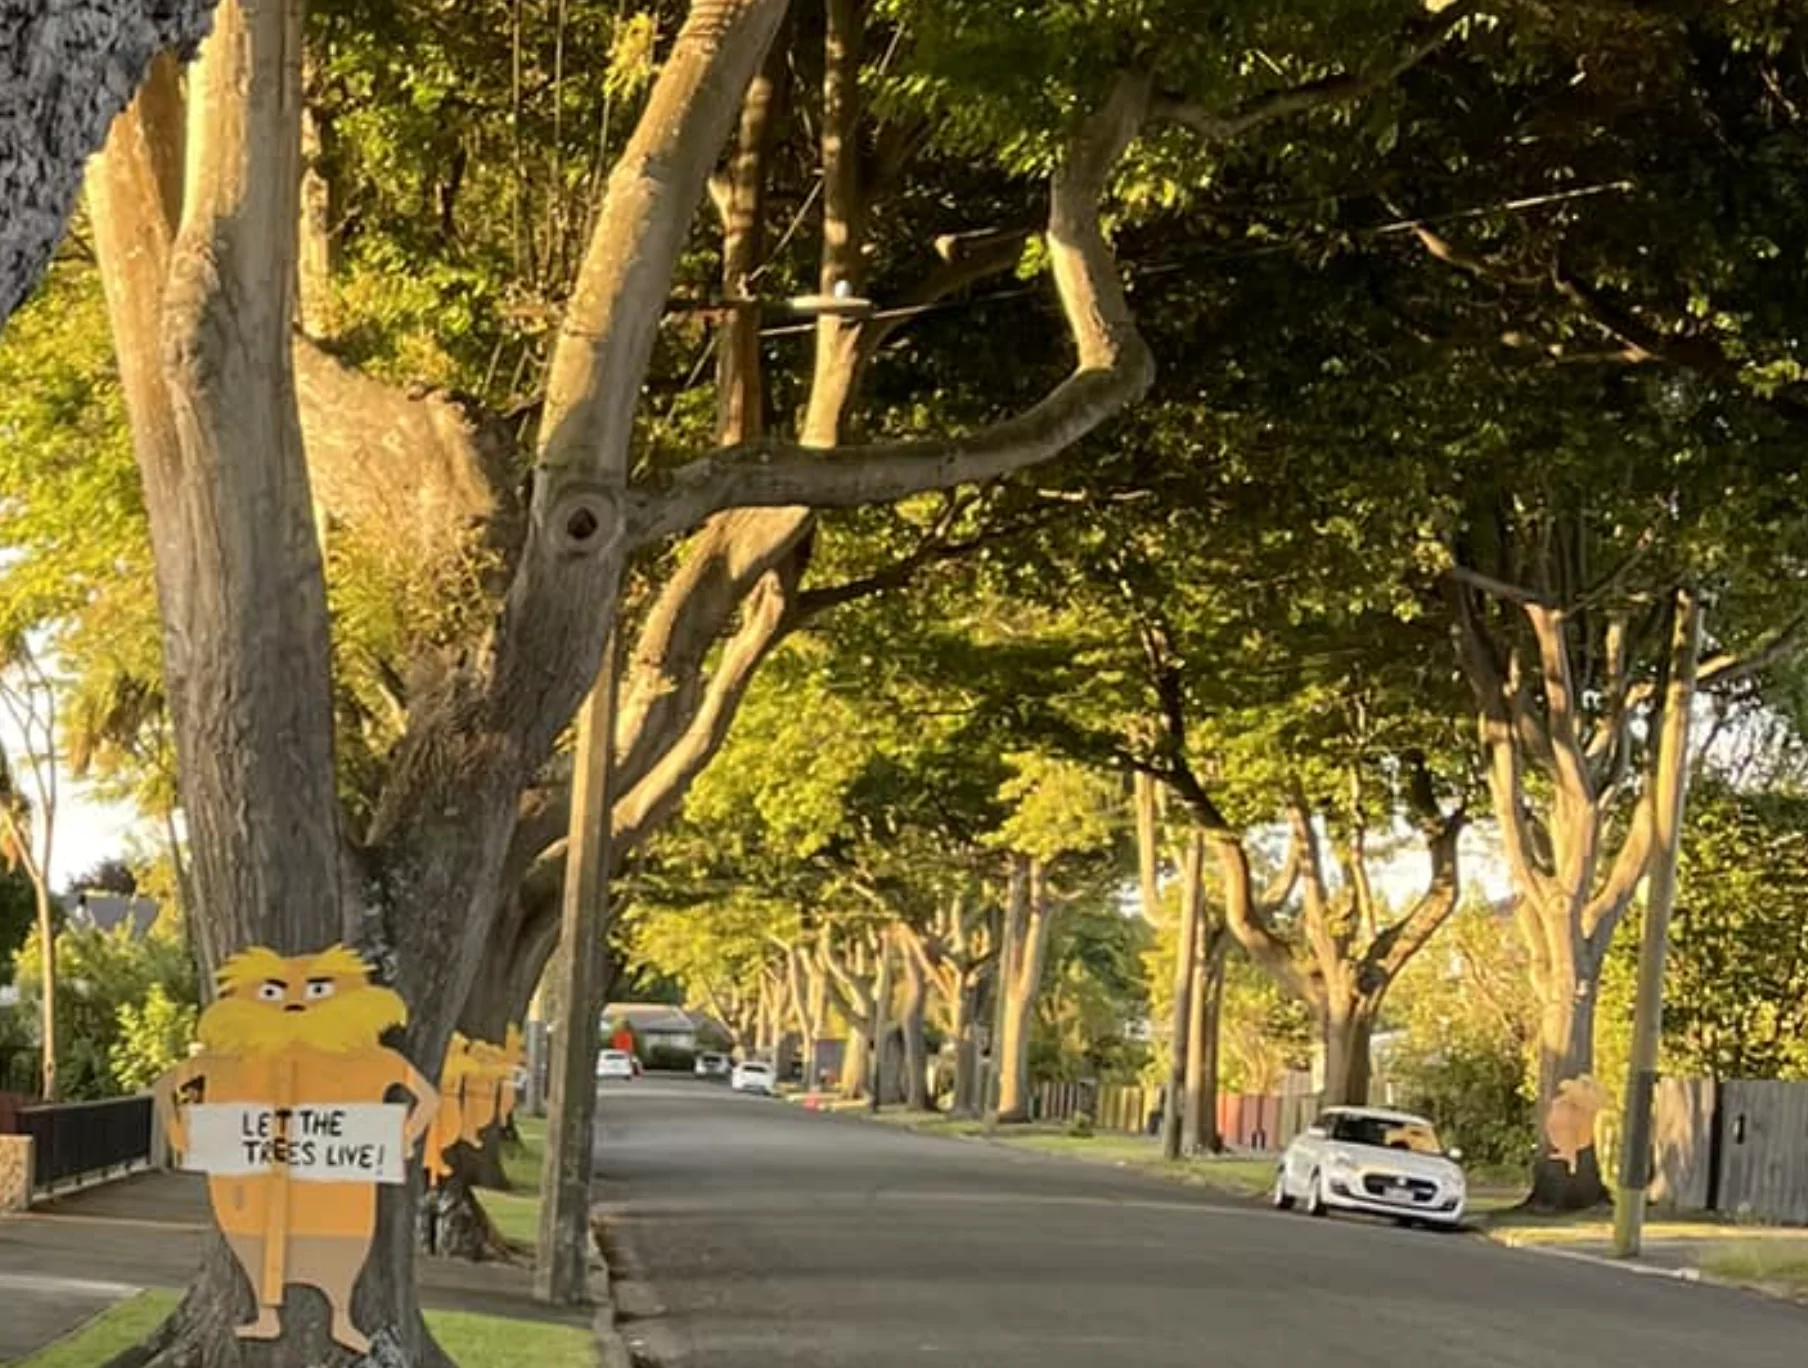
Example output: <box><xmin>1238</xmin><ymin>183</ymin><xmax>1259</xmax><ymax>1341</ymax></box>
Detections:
<box><xmin>695</xmin><ymin>1051</ymin><xmax>731</xmax><ymax>1080</ymax></box>
<box><xmin>596</xmin><ymin>1049</ymin><xmax>637</xmax><ymax>1081</ymax></box>
<box><xmin>730</xmin><ymin>1059</ymin><xmax>776</xmax><ymax>1096</ymax></box>
<box><xmin>1273</xmin><ymin>1105</ymin><xmax>1466</xmax><ymax>1229</ymax></box>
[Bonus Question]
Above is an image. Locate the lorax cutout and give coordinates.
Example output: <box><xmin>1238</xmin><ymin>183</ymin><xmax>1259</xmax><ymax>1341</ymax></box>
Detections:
<box><xmin>153</xmin><ymin>944</ymin><xmax>439</xmax><ymax>1353</ymax></box>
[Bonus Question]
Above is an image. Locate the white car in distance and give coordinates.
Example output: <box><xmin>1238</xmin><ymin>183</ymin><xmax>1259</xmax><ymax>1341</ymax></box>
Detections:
<box><xmin>596</xmin><ymin>1048</ymin><xmax>636</xmax><ymax>1082</ymax></box>
<box><xmin>1274</xmin><ymin>1106</ymin><xmax>1466</xmax><ymax>1229</ymax></box>
<box><xmin>730</xmin><ymin>1060</ymin><xmax>776</xmax><ymax>1096</ymax></box>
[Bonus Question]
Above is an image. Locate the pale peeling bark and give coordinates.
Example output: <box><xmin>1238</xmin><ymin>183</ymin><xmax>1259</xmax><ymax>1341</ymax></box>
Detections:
<box><xmin>1160</xmin><ymin>832</ymin><xmax>1204</xmax><ymax>1159</ymax></box>
<box><xmin>1182</xmin><ymin>934</ymin><xmax>1229</xmax><ymax>1154</ymax></box>
<box><xmin>0</xmin><ymin>0</ymin><xmax>218</xmax><ymax>327</ymax></box>
<box><xmin>899</xmin><ymin>940</ymin><xmax>930</xmax><ymax>1112</ymax></box>
<box><xmin>995</xmin><ymin>856</ymin><xmax>1054</xmax><ymax>1124</ymax></box>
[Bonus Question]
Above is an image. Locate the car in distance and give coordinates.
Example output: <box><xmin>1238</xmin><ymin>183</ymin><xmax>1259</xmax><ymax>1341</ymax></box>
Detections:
<box><xmin>596</xmin><ymin>1048</ymin><xmax>637</xmax><ymax>1081</ymax></box>
<box><xmin>1273</xmin><ymin>1105</ymin><xmax>1466</xmax><ymax>1229</ymax></box>
<box><xmin>730</xmin><ymin>1059</ymin><xmax>776</xmax><ymax>1096</ymax></box>
<box><xmin>695</xmin><ymin>1051</ymin><xmax>731</xmax><ymax>1080</ymax></box>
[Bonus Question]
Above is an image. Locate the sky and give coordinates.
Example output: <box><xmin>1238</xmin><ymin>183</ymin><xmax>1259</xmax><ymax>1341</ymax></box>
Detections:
<box><xmin>0</xmin><ymin>676</ymin><xmax>149</xmax><ymax>890</ymax></box>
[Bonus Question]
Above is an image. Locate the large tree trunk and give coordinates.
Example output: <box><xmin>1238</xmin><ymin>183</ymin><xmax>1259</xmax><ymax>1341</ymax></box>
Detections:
<box><xmin>1182</xmin><ymin>934</ymin><xmax>1227</xmax><ymax>1154</ymax></box>
<box><xmin>1319</xmin><ymin>997</ymin><xmax>1376</xmax><ymax>1109</ymax></box>
<box><xmin>1529</xmin><ymin>967</ymin><xmax>1606</xmax><ymax>1210</ymax></box>
<box><xmin>948</xmin><ymin>977</ymin><xmax>981</xmax><ymax>1115</ymax></box>
<box><xmin>995</xmin><ymin>857</ymin><xmax>1052</xmax><ymax>1125</ymax></box>
<box><xmin>1197</xmin><ymin>943</ymin><xmax>1227</xmax><ymax>1153</ymax></box>
<box><xmin>840</xmin><ymin>1028</ymin><xmax>869</xmax><ymax>1098</ymax></box>
<box><xmin>1161</xmin><ymin>834</ymin><xmax>1204</xmax><ymax>1159</ymax></box>
<box><xmin>900</xmin><ymin>942</ymin><xmax>930</xmax><ymax>1112</ymax></box>
<box><xmin>418</xmin><ymin>1147</ymin><xmax>517</xmax><ymax>1265</ymax></box>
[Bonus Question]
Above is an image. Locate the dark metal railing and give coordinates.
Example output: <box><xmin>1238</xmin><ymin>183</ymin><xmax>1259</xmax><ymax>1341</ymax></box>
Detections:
<box><xmin>16</xmin><ymin>1095</ymin><xmax>154</xmax><ymax>1194</ymax></box>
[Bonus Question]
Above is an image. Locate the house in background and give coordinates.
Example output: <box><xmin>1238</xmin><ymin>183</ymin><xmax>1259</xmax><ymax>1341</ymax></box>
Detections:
<box><xmin>67</xmin><ymin>891</ymin><xmax>161</xmax><ymax>939</ymax></box>
<box><xmin>601</xmin><ymin>1003</ymin><xmax>732</xmax><ymax>1058</ymax></box>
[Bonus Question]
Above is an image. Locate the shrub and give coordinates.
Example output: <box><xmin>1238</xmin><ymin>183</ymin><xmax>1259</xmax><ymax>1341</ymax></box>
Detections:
<box><xmin>1066</xmin><ymin>1110</ymin><xmax>1094</xmax><ymax>1138</ymax></box>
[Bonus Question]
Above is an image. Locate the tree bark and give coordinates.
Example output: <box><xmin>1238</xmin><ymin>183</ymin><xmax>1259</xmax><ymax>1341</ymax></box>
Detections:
<box><xmin>1320</xmin><ymin>1000</ymin><xmax>1377</xmax><ymax>1109</ymax></box>
<box><xmin>1162</xmin><ymin>832</ymin><xmax>1204</xmax><ymax>1159</ymax></box>
<box><xmin>1530</xmin><ymin>980</ymin><xmax>1603</xmax><ymax>1211</ymax></box>
<box><xmin>900</xmin><ymin>936</ymin><xmax>930</xmax><ymax>1112</ymax></box>
<box><xmin>1182</xmin><ymin>931</ymin><xmax>1228</xmax><ymax>1154</ymax></box>
<box><xmin>32</xmin><ymin>877</ymin><xmax>56</xmax><ymax>1101</ymax></box>
<box><xmin>995</xmin><ymin>856</ymin><xmax>1053</xmax><ymax>1124</ymax></box>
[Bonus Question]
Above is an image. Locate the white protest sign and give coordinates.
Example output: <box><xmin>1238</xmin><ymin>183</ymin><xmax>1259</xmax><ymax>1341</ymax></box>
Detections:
<box><xmin>181</xmin><ymin>1103</ymin><xmax>408</xmax><ymax>1184</ymax></box>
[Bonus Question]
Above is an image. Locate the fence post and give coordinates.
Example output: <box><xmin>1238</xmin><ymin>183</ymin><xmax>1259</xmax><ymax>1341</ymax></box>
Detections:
<box><xmin>0</xmin><ymin>1135</ymin><xmax>30</xmax><ymax>1212</ymax></box>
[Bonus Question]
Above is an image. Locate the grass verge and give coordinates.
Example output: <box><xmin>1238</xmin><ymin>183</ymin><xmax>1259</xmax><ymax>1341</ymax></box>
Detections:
<box><xmin>18</xmin><ymin>1290</ymin><xmax>595</xmax><ymax>1368</ymax></box>
<box><xmin>1699</xmin><ymin>1241</ymin><xmax>1808</xmax><ymax>1295</ymax></box>
<box><xmin>824</xmin><ymin>1104</ymin><xmax>1281</xmax><ymax>1198</ymax></box>
<box><xmin>478</xmin><ymin>1116</ymin><xmax>545</xmax><ymax>1248</ymax></box>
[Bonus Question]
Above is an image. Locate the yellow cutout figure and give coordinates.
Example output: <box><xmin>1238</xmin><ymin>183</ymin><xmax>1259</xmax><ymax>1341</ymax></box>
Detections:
<box><xmin>154</xmin><ymin>945</ymin><xmax>439</xmax><ymax>1354</ymax></box>
<box><xmin>425</xmin><ymin>1034</ymin><xmax>481</xmax><ymax>1186</ymax></box>
<box><xmin>1546</xmin><ymin>1075</ymin><xmax>1609</xmax><ymax>1174</ymax></box>
<box><xmin>427</xmin><ymin>1027</ymin><xmax>526</xmax><ymax>1185</ymax></box>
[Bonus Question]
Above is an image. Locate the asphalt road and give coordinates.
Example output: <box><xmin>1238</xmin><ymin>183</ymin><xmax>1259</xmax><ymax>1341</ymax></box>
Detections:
<box><xmin>593</xmin><ymin>1078</ymin><xmax>1806</xmax><ymax>1368</ymax></box>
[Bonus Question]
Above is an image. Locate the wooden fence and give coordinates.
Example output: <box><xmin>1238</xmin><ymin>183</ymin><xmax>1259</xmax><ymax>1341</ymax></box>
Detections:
<box><xmin>1650</xmin><ymin>1077</ymin><xmax>1808</xmax><ymax>1224</ymax></box>
<box><xmin>1032</xmin><ymin>1079</ymin><xmax>1321</xmax><ymax>1151</ymax></box>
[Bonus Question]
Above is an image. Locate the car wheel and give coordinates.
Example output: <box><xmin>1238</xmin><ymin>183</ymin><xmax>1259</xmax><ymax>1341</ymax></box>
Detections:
<box><xmin>1272</xmin><ymin>1169</ymin><xmax>1295</xmax><ymax>1211</ymax></box>
<box><xmin>1305</xmin><ymin>1170</ymin><xmax>1328</xmax><ymax>1218</ymax></box>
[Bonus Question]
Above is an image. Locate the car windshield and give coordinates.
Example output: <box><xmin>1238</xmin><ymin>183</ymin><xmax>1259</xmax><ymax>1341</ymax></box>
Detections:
<box><xmin>741</xmin><ymin>1063</ymin><xmax>771</xmax><ymax>1074</ymax></box>
<box><xmin>1328</xmin><ymin>1113</ymin><xmax>1443</xmax><ymax>1154</ymax></box>
<box><xmin>602</xmin><ymin>1051</ymin><xmax>629</xmax><ymax>1062</ymax></box>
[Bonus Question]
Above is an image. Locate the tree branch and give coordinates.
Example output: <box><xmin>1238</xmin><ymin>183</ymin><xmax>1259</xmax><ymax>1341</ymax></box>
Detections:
<box><xmin>472</xmin><ymin>0</ymin><xmax>790</xmax><ymax>770</ymax></box>
<box><xmin>1369</xmin><ymin>810</ymin><xmax>1466</xmax><ymax>983</ymax></box>
<box><xmin>1149</xmin><ymin>1</ymin><xmax>1474</xmax><ymax>144</ymax></box>
<box><xmin>1444</xmin><ymin>576</ymin><xmax>1557</xmax><ymax>904</ymax></box>
<box><xmin>626</xmin><ymin>71</ymin><xmax>1157</xmax><ymax>548</ymax></box>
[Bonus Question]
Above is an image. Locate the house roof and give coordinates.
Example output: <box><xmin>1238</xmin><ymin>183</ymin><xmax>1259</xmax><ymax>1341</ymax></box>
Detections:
<box><xmin>602</xmin><ymin>1003</ymin><xmax>700</xmax><ymax>1035</ymax></box>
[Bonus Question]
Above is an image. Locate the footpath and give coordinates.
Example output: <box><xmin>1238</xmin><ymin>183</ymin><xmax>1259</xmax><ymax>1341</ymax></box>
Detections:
<box><xmin>0</xmin><ymin>1172</ymin><xmax>594</xmax><ymax>1365</ymax></box>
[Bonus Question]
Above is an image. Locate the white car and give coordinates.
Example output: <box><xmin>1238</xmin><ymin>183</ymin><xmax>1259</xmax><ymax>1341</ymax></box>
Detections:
<box><xmin>1273</xmin><ymin>1105</ymin><xmax>1466</xmax><ymax>1229</ymax></box>
<box><xmin>695</xmin><ymin>1051</ymin><xmax>731</xmax><ymax>1080</ymax></box>
<box><xmin>730</xmin><ymin>1060</ymin><xmax>776</xmax><ymax>1095</ymax></box>
<box><xmin>596</xmin><ymin>1049</ymin><xmax>636</xmax><ymax>1081</ymax></box>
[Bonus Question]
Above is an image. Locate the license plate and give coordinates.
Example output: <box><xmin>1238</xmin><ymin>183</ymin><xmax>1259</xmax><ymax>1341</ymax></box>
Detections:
<box><xmin>1385</xmin><ymin>1183</ymin><xmax>1412</xmax><ymax>1199</ymax></box>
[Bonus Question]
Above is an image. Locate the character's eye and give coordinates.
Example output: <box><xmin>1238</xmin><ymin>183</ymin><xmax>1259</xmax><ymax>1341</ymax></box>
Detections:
<box><xmin>304</xmin><ymin>979</ymin><xmax>336</xmax><ymax>1001</ymax></box>
<box><xmin>257</xmin><ymin>981</ymin><xmax>286</xmax><ymax>1003</ymax></box>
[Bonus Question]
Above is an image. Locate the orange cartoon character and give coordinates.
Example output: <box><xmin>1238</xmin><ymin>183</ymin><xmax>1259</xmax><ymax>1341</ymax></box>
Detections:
<box><xmin>424</xmin><ymin>1033</ymin><xmax>481</xmax><ymax>1186</ymax></box>
<box><xmin>1545</xmin><ymin>1075</ymin><xmax>1610</xmax><ymax>1174</ymax></box>
<box><xmin>154</xmin><ymin>945</ymin><xmax>439</xmax><ymax>1353</ymax></box>
<box><xmin>426</xmin><ymin>1028</ymin><xmax>526</xmax><ymax>1184</ymax></box>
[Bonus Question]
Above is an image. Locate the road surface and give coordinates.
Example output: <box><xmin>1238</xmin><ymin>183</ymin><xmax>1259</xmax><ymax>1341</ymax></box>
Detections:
<box><xmin>593</xmin><ymin>1078</ymin><xmax>1805</xmax><ymax>1368</ymax></box>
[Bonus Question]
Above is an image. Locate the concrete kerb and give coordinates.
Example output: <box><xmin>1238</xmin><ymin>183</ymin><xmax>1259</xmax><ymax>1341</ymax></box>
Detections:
<box><xmin>589</xmin><ymin>1204</ymin><xmax>634</xmax><ymax>1368</ymax></box>
<box><xmin>1491</xmin><ymin>1237</ymin><xmax>1704</xmax><ymax>1284</ymax></box>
